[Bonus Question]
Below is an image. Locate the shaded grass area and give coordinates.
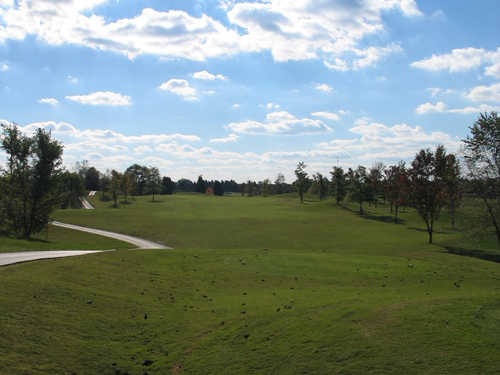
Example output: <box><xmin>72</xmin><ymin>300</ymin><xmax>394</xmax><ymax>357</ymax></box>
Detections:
<box><xmin>0</xmin><ymin>194</ymin><xmax>499</xmax><ymax>374</ymax></box>
<box><xmin>1</xmin><ymin>248</ymin><xmax>499</xmax><ymax>374</ymax></box>
<box><xmin>0</xmin><ymin>225</ymin><xmax>132</xmax><ymax>253</ymax></box>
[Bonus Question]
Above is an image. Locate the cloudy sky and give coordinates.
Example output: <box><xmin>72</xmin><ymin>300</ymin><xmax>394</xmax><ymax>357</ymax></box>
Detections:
<box><xmin>0</xmin><ymin>0</ymin><xmax>499</xmax><ymax>181</ymax></box>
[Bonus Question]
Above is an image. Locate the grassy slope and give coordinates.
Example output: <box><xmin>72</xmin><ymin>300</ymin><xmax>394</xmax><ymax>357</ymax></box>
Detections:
<box><xmin>0</xmin><ymin>194</ymin><xmax>499</xmax><ymax>374</ymax></box>
<box><xmin>0</xmin><ymin>225</ymin><xmax>132</xmax><ymax>252</ymax></box>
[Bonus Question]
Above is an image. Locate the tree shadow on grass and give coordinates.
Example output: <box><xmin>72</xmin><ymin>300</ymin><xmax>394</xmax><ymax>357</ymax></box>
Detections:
<box><xmin>407</xmin><ymin>226</ymin><xmax>449</xmax><ymax>234</ymax></box>
<box><xmin>442</xmin><ymin>246</ymin><xmax>500</xmax><ymax>263</ymax></box>
<box><xmin>149</xmin><ymin>200</ymin><xmax>164</xmax><ymax>203</ymax></box>
<box><xmin>341</xmin><ymin>205</ymin><xmax>405</xmax><ymax>224</ymax></box>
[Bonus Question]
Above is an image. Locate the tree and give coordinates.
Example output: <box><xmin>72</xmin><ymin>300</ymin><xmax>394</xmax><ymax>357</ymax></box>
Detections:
<box><xmin>385</xmin><ymin>162</ymin><xmax>409</xmax><ymax>223</ymax></box>
<box><xmin>161</xmin><ymin>176</ymin><xmax>175</xmax><ymax>195</ymax></box>
<box><xmin>442</xmin><ymin>153</ymin><xmax>462</xmax><ymax>229</ymax></box>
<box><xmin>409</xmin><ymin>146</ymin><xmax>449</xmax><ymax>244</ymax></box>
<box><xmin>313</xmin><ymin>173</ymin><xmax>329</xmax><ymax>200</ymax></box>
<box><xmin>84</xmin><ymin>166</ymin><xmax>100</xmax><ymax>191</ymax></box>
<box><xmin>463</xmin><ymin>112</ymin><xmax>500</xmax><ymax>242</ymax></box>
<box><xmin>274</xmin><ymin>173</ymin><xmax>286</xmax><ymax>194</ymax></box>
<box><xmin>125</xmin><ymin>164</ymin><xmax>148</xmax><ymax>195</ymax></box>
<box><xmin>261</xmin><ymin>179</ymin><xmax>271</xmax><ymax>197</ymax></box>
<box><xmin>121</xmin><ymin>172</ymin><xmax>134</xmax><ymax>203</ymax></box>
<box><xmin>59</xmin><ymin>171</ymin><xmax>85</xmax><ymax>209</ymax></box>
<box><xmin>196</xmin><ymin>175</ymin><xmax>206</xmax><ymax>194</ymax></box>
<box><xmin>349</xmin><ymin>166</ymin><xmax>368</xmax><ymax>214</ymax></box>
<box><xmin>330</xmin><ymin>166</ymin><xmax>347</xmax><ymax>204</ymax></box>
<box><xmin>110</xmin><ymin>170</ymin><xmax>122</xmax><ymax>208</ymax></box>
<box><xmin>1</xmin><ymin>124</ymin><xmax>63</xmax><ymax>238</ymax></box>
<box><xmin>294</xmin><ymin>161</ymin><xmax>309</xmax><ymax>203</ymax></box>
<box><xmin>213</xmin><ymin>180</ymin><xmax>224</xmax><ymax>196</ymax></box>
<box><xmin>146</xmin><ymin>167</ymin><xmax>161</xmax><ymax>201</ymax></box>
<box><xmin>368</xmin><ymin>162</ymin><xmax>384</xmax><ymax>206</ymax></box>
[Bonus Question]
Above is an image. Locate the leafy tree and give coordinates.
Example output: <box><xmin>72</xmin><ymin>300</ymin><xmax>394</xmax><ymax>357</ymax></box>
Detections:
<box><xmin>121</xmin><ymin>172</ymin><xmax>134</xmax><ymax>203</ymax></box>
<box><xmin>409</xmin><ymin>146</ymin><xmax>449</xmax><ymax>244</ymax></box>
<box><xmin>463</xmin><ymin>112</ymin><xmax>500</xmax><ymax>242</ymax></box>
<box><xmin>213</xmin><ymin>180</ymin><xmax>224</xmax><ymax>196</ymax></box>
<box><xmin>330</xmin><ymin>166</ymin><xmax>347</xmax><ymax>204</ymax></box>
<box><xmin>313</xmin><ymin>173</ymin><xmax>329</xmax><ymax>200</ymax></box>
<box><xmin>110</xmin><ymin>170</ymin><xmax>122</xmax><ymax>208</ymax></box>
<box><xmin>125</xmin><ymin>164</ymin><xmax>149</xmax><ymax>195</ymax></box>
<box><xmin>99</xmin><ymin>173</ymin><xmax>111</xmax><ymax>201</ymax></box>
<box><xmin>176</xmin><ymin>178</ymin><xmax>194</xmax><ymax>192</ymax></box>
<box><xmin>274</xmin><ymin>173</ymin><xmax>286</xmax><ymax>194</ymax></box>
<box><xmin>385</xmin><ymin>162</ymin><xmax>409</xmax><ymax>223</ymax></box>
<box><xmin>0</xmin><ymin>124</ymin><xmax>63</xmax><ymax>238</ymax></box>
<box><xmin>442</xmin><ymin>153</ymin><xmax>462</xmax><ymax>229</ymax></box>
<box><xmin>261</xmin><ymin>179</ymin><xmax>271</xmax><ymax>197</ymax></box>
<box><xmin>161</xmin><ymin>176</ymin><xmax>176</xmax><ymax>195</ymax></box>
<box><xmin>368</xmin><ymin>162</ymin><xmax>384</xmax><ymax>206</ymax></box>
<box><xmin>349</xmin><ymin>166</ymin><xmax>368</xmax><ymax>214</ymax></box>
<box><xmin>59</xmin><ymin>171</ymin><xmax>85</xmax><ymax>209</ymax></box>
<box><xmin>84</xmin><ymin>166</ymin><xmax>100</xmax><ymax>191</ymax></box>
<box><xmin>294</xmin><ymin>161</ymin><xmax>309</xmax><ymax>203</ymax></box>
<box><xmin>146</xmin><ymin>167</ymin><xmax>161</xmax><ymax>201</ymax></box>
<box><xmin>196</xmin><ymin>175</ymin><xmax>206</xmax><ymax>194</ymax></box>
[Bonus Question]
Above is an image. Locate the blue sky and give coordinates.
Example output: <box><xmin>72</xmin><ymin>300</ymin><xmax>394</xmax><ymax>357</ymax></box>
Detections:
<box><xmin>1</xmin><ymin>0</ymin><xmax>499</xmax><ymax>182</ymax></box>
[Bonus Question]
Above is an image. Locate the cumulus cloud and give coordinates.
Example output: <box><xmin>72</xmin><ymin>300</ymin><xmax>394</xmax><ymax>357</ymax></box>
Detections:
<box><xmin>0</xmin><ymin>0</ymin><xmax>418</xmax><ymax>68</ymax></box>
<box><xmin>311</xmin><ymin>111</ymin><xmax>342</xmax><ymax>121</ymax></box>
<box><xmin>465</xmin><ymin>82</ymin><xmax>500</xmax><ymax>102</ymax></box>
<box><xmin>416</xmin><ymin>101</ymin><xmax>500</xmax><ymax>115</ymax></box>
<box><xmin>232</xmin><ymin>103</ymin><xmax>240</xmax><ymax>109</ymax></box>
<box><xmin>265</xmin><ymin>102</ymin><xmax>280</xmax><ymax>110</ymax></box>
<box><xmin>0</xmin><ymin>63</ymin><xmax>8</xmax><ymax>71</ymax></box>
<box><xmin>426</xmin><ymin>87</ymin><xmax>455</xmax><ymax>98</ymax></box>
<box><xmin>315</xmin><ymin>84</ymin><xmax>333</xmax><ymax>93</ymax></box>
<box><xmin>209</xmin><ymin>133</ymin><xmax>239</xmax><ymax>143</ymax></box>
<box><xmin>0</xmin><ymin>117</ymin><xmax>464</xmax><ymax>182</ymax></box>
<box><xmin>411</xmin><ymin>47</ymin><xmax>500</xmax><ymax>77</ymax></box>
<box><xmin>415</xmin><ymin>101</ymin><xmax>446</xmax><ymax>114</ymax></box>
<box><xmin>193</xmin><ymin>70</ymin><xmax>226</xmax><ymax>80</ymax></box>
<box><xmin>158</xmin><ymin>79</ymin><xmax>198</xmax><ymax>101</ymax></box>
<box><xmin>226</xmin><ymin>111</ymin><xmax>332</xmax><ymax>136</ymax></box>
<box><xmin>39</xmin><ymin>97</ymin><xmax>59</xmax><ymax>106</ymax></box>
<box><xmin>66</xmin><ymin>91</ymin><xmax>131</xmax><ymax>106</ymax></box>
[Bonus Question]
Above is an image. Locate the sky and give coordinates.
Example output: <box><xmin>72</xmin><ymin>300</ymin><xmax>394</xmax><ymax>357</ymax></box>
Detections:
<box><xmin>0</xmin><ymin>0</ymin><xmax>499</xmax><ymax>182</ymax></box>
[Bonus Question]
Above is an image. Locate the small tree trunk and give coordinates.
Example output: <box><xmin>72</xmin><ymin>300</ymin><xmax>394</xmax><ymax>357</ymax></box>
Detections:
<box><xmin>482</xmin><ymin>196</ymin><xmax>500</xmax><ymax>244</ymax></box>
<box><xmin>299</xmin><ymin>191</ymin><xmax>304</xmax><ymax>203</ymax></box>
<box><xmin>394</xmin><ymin>205</ymin><xmax>399</xmax><ymax>223</ymax></box>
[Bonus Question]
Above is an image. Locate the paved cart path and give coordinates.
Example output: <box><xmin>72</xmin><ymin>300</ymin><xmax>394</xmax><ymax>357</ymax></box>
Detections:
<box><xmin>1</xmin><ymin>222</ymin><xmax>170</xmax><ymax>266</ymax></box>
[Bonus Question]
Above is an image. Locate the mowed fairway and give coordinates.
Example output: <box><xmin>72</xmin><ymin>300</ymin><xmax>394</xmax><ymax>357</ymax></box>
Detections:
<box><xmin>1</xmin><ymin>194</ymin><xmax>500</xmax><ymax>374</ymax></box>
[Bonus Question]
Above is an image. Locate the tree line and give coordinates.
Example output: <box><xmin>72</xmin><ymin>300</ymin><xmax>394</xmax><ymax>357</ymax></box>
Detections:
<box><xmin>290</xmin><ymin>112</ymin><xmax>500</xmax><ymax>245</ymax></box>
<box><xmin>1</xmin><ymin>112</ymin><xmax>499</xmax><ymax>243</ymax></box>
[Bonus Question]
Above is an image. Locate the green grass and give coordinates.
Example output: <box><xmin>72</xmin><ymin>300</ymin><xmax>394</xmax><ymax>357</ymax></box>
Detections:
<box><xmin>0</xmin><ymin>225</ymin><xmax>132</xmax><ymax>252</ymax></box>
<box><xmin>1</xmin><ymin>194</ymin><xmax>499</xmax><ymax>374</ymax></box>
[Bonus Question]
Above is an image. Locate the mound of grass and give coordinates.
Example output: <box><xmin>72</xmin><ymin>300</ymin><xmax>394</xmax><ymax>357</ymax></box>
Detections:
<box><xmin>0</xmin><ymin>225</ymin><xmax>132</xmax><ymax>253</ymax></box>
<box><xmin>0</xmin><ymin>194</ymin><xmax>499</xmax><ymax>374</ymax></box>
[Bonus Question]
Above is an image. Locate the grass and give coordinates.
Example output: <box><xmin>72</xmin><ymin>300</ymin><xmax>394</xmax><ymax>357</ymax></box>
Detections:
<box><xmin>0</xmin><ymin>225</ymin><xmax>132</xmax><ymax>252</ymax></box>
<box><xmin>0</xmin><ymin>194</ymin><xmax>499</xmax><ymax>374</ymax></box>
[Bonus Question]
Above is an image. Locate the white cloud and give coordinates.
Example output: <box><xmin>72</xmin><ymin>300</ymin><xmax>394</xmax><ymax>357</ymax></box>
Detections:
<box><xmin>266</xmin><ymin>102</ymin><xmax>280</xmax><ymax>110</ymax></box>
<box><xmin>67</xmin><ymin>75</ymin><xmax>79</xmax><ymax>84</ymax></box>
<box><xmin>426</xmin><ymin>87</ymin><xmax>455</xmax><ymax>98</ymax></box>
<box><xmin>158</xmin><ymin>79</ymin><xmax>198</xmax><ymax>101</ymax></box>
<box><xmin>415</xmin><ymin>101</ymin><xmax>500</xmax><ymax>115</ymax></box>
<box><xmin>232</xmin><ymin>103</ymin><xmax>240</xmax><ymax>109</ymax></box>
<box><xmin>411</xmin><ymin>47</ymin><xmax>500</xmax><ymax>76</ymax></box>
<box><xmin>203</xmin><ymin>90</ymin><xmax>216</xmax><ymax>95</ymax></box>
<box><xmin>485</xmin><ymin>64</ymin><xmax>500</xmax><ymax>79</ymax></box>
<box><xmin>66</xmin><ymin>91</ymin><xmax>131</xmax><ymax>106</ymax></box>
<box><xmin>133</xmin><ymin>145</ymin><xmax>153</xmax><ymax>155</ymax></box>
<box><xmin>0</xmin><ymin>0</ymin><xmax>417</xmax><ymax>68</ymax></box>
<box><xmin>0</xmin><ymin>0</ymin><xmax>13</xmax><ymax>8</ymax></box>
<box><xmin>415</xmin><ymin>101</ymin><xmax>446</xmax><ymax>114</ymax></box>
<box><xmin>39</xmin><ymin>98</ymin><xmax>59</xmax><ymax>106</ymax></box>
<box><xmin>209</xmin><ymin>133</ymin><xmax>239</xmax><ymax>143</ymax></box>
<box><xmin>226</xmin><ymin>111</ymin><xmax>332</xmax><ymax>136</ymax></box>
<box><xmin>465</xmin><ymin>82</ymin><xmax>500</xmax><ymax>102</ymax></box>
<box><xmin>311</xmin><ymin>112</ymin><xmax>341</xmax><ymax>121</ymax></box>
<box><xmin>315</xmin><ymin>84</ymin><xmax>333</xmax><ymax>93</ymax></box>
<box><xmin>193</xmin><ymin>70</ymin><xmax>227</xmax><ymax>80</ymax></box>
<box><xmin>0</xmin><ymin>63</ymin><xmax>8</xmax><ymax>71</ymax></box>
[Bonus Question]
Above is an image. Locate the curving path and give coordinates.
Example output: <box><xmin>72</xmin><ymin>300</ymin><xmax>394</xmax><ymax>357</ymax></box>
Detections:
<box><xmin>0</xmin><ymin>250</ymin><xmax>106</xmax><ymax>267</ymax></box>
<box><xmin>52</xmin><ymin>221</ymin><xmax>170</xmax><ymax>249</ymax></box>
<box><xmin>0</xmin><ymin>222</ymin><xmax>170</xmax><ymax>267</ymax></box>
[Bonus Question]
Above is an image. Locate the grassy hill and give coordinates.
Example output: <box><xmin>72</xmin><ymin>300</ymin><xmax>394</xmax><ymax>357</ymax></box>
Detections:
<box><xmin>0</xmin><ymin>194</ymin><xmax>499</xmax><ymax>374</ymax></box>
